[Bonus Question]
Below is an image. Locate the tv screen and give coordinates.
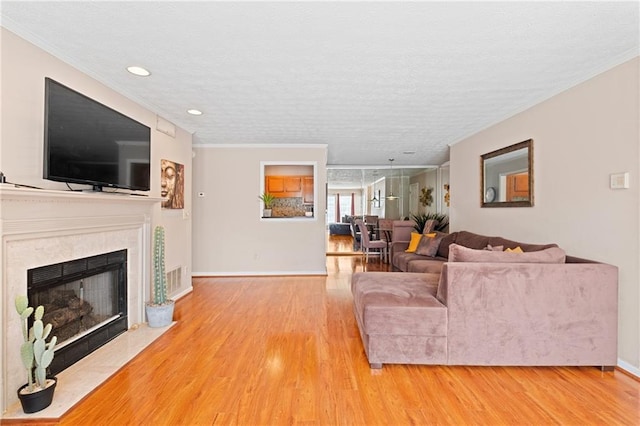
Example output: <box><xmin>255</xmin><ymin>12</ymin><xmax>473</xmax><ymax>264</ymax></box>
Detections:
<box><xmin>44</xmin><ymin>78</ymin><xmax>151</xmax><ymax>191</ymax></box>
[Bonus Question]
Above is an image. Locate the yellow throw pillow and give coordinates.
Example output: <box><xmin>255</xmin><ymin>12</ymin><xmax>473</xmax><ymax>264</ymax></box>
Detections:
<box><xmin>505</xmin><ymin>246</ymin><xmax>524</xmax><ymax>253</ymax></box>
<box><xmin>423</xmin><ymin>232</ymin><xmax>437</xmax><ymax>237</ymax></box>
<box><xmin>406</xmin><ymin>232</ymin><xmax>423</xmax><ymax>253</ymax></box>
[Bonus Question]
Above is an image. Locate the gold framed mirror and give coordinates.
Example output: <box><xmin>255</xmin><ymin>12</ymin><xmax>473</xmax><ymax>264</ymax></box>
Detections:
<box><xmin>481</xmin><ymin>139</ymin><xmax>533</xmax><ymax>207</ymax></box>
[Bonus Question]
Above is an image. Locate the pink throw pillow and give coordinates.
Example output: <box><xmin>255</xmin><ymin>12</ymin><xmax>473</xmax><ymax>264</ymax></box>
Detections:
<box><xmin>415</xmin><ymin>232</ymin><xmax>445</xmax><ymax>257</ymax></box>
<box><xmin>448</xmin><ymin>243</ymin><xmax>566</xmax><ymax>263</ymax></box>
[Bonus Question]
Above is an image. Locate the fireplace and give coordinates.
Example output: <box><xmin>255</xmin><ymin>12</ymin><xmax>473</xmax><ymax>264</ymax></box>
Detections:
<box><xmin>1</xmin><ymin>187</ymin><xmax>162</xmax><ymax>415</ymax></box>
<box><xmin>27</xmin><ymin>250</ymin><xmax>128</xmax><ymax>375</ymax></box>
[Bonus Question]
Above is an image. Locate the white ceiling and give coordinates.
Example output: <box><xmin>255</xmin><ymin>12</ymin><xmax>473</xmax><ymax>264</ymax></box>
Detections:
<box><xmin>1</xmin><ymin>1</ymin><xmax>638</xmax><ymax>168</ymax></box>
<box><xmin>327</xmin><ymin>165</ymin><xmax>433</xmax><ymax>189</ymax></box>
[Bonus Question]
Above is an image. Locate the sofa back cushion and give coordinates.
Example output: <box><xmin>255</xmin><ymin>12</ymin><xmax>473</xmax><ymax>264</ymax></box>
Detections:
<box><xmin>415</xmin><ymin>232</ymin><xmax>447</xmax><ymax>257</ymax></box>
<box><xmin>434</xmin><ymin>231</ymin><xmax>560</xmax><ymax>259</ymax></box>
<box><xmin>452</xmin><ymin>231</ymin><xmax>491</xmax><ymax>250</ymax></box>
<box><xmin>436</xmin><ymin>231</ymin><xmax>489</xmax><ymax>259</ymax></box>
<box><xmin>392</xmin><ymin>220</ymin><xmax>417</xmax><ymax>242</ymax></box>
<box><xmin>487</xmin><ymin>236</ymin><xmax>558</xmax><ymax>252</ymax></box>
<box><xmin>448</xmin><ymin>243</ymin><xmax>566</xmax><ymax>263</ymax></box>
<box><xmin>435</xmin><ymin>232</ymin><xmax>459</xmax><ymax>258</ymax></box>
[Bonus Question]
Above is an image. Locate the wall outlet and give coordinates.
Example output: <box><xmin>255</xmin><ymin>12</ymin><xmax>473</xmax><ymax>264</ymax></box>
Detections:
<box><xmin>610</xmin><ymin>172</ymin><xmax>629</xmax><ymax>189</ymax></box>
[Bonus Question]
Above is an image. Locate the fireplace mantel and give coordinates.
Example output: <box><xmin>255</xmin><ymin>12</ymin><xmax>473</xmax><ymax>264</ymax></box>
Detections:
<box><xmin>1</xmin><ymin>186</ymin><xmax>162</xmax><ymax>237</ymax></box>
<box><xmin>1</xmin><ymin>185</ymin><xmax>163</xmax><ymax>416</ymax></box>
<box><xmin>1</xmin><ymin>185</ymin><xmax>161</xmax><ymax>216</ymax></box>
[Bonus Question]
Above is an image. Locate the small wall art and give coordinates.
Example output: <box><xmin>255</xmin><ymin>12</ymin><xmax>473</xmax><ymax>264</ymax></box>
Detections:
<box><xmin>161</xmin><ymin>159</ymin><xmax>184</xmax><ymax>209</ymax></box>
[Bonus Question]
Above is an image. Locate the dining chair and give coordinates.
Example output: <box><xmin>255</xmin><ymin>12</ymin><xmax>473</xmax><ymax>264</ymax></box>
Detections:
<box><xmin>364</xmin><ymin>215</ymin><xmax>379</xmax><ymax>239</ymax></box>
<box><xmin>349</xmin><ymin>218</ymin><xmax>361</xmax><ymax>251</ymax></box>
<box><xmin>355</xmin><ymin>219</ymin><xmax>387</xmax><ymax>263</ymax></box>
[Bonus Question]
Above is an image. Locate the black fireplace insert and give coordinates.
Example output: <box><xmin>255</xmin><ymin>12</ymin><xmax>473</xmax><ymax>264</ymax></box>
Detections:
<box><xmin>27</xmin><ymin>250</ymin><xmax>128</xmax><ymax>375</ymax></box>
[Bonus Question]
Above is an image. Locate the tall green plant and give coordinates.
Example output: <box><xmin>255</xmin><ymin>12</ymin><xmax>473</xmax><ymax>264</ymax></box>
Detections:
<box><xmin>410</xmin><ymin>213</ymin><xmax>449</xmax><ymax>233</ymax></box>
<box><xmin>15</xmin><ymin>295</ymin><xmax>57</xmax><ymax>392</ymax></box>
<box><xmin>152</xmin><ymin>226</ymin><xmax>168</xmax><ymax>305</ymax></box>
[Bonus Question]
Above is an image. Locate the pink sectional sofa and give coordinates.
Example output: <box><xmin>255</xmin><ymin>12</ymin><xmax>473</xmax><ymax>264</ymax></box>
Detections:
<box><xmin>391</xmin><ymin>225</ymin><xmax>559</xmax><ymax>274</ymax></box>
<box><xmin>351</xmin><ymin>235</ymin><xmax>618</xmax><ymax>369</ymax></box>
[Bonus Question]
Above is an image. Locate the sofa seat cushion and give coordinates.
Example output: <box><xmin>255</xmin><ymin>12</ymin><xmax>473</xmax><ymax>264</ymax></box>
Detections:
<box><xmin>351</xmin><ymin>272</ymin><xmax>446</xmax><ymax>336</ymax></box>
<box><xmin>406</xmin><ymin>257</ymin><xmax>447</xmax><ymax>274</ymax></box>
<box><xmin>393</xmin><ymin>252</ymin><xmax>428</xmax><ymax>271</ymax></box>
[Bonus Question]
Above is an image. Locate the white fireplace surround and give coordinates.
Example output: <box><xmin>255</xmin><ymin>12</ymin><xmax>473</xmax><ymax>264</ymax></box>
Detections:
<box><xmin>0</xmin><ymin>186</ymin><xmax>160</xmax><ymax>414</ymax></box>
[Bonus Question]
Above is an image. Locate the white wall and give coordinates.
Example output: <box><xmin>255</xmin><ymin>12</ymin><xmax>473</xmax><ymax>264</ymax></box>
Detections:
<box><xmin>0</xmin><ymin>28</ymin><xmax>193</xmax><ymax>301</ymax></box>
<box><xmin>191</xmin><ymin>145</ymin><xmax>327</xmax><ymax>275</ymax></box>
<box><xmin>450</xmin><ymin>57</ymin><xmax>640</xmax><ymax>373</ymax></box>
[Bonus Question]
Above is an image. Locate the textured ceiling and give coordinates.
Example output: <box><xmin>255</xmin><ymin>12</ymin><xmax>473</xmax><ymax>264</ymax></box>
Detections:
<box><xmin>1</xmin><ymin>1</ymin><xmax>638</xmax><ymax>169</ymax></box>
<box><xmin>327</xmin><ymin>166</ymin><xmax>434</xmax><ymax>189</ymax></box>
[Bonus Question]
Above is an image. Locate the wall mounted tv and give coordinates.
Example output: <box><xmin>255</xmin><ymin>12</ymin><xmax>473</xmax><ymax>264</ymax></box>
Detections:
<box><xmin>44</xmin><ymin>78</ymin><xmax>151</xmax><ymax>191</ymax></box>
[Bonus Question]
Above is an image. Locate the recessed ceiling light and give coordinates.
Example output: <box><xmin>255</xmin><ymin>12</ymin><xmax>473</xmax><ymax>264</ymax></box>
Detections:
<box><xmin>126</xmin><ymin>66</ymin><xmax>151</xmax><ymax>77</ymax></box>
<box><xmin>187</xmin><ymin>109</ymin><xmax>203</xmax><ymax>116</ymax></box>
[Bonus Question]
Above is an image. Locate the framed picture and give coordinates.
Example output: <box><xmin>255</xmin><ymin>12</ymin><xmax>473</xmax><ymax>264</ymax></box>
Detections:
<box><xmin>161</xmin><ymin>159</ymin><xmax>185</xmax><ymax>209</ymax></box>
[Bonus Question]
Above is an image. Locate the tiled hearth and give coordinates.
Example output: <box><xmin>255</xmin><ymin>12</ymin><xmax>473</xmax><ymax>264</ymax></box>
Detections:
<box><xmin>0</xmin><ymin>186</ymin><xmax>165</xmax><ymax>419</ymax></box>
<box><xmin>3</xmin><ymin>323</ymin><xmax>173</xmax><ymax>420</ymax></box>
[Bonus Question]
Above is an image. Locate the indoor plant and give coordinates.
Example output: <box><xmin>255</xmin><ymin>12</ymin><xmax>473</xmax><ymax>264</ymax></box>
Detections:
<box><xmin>15</xmin><ymin>295</ymin><xmax>57</xmax><ymax>414</ymax></box>
<box><xmin>410</xmin><ymin>213</ymin><xmax>449</xmax><ymax>233</ymax></box>
<box><xmin>259</xmin><ymin>192</ymin><xmax>275</xmax><ymax>217</ymax></box>
<box><xmin>146</xmin><ymin>226</ymin><xmax>175</xmax><ymax>327</ymax></box>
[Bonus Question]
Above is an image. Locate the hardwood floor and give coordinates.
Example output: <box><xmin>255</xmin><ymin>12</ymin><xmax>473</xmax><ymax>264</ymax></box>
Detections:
<box><xmin>9</xmin><ymin>240</ymin><xmax>639</xmax><ymax>425</ymax></box>
<box><xmin>326</xmin><ymin>234</ymin><xmax>358</xmax><ymax>255</ymax></box>
<box><xmin>326</xmin><ymin>234</ymin><xmax>390</xmax><ymax>273</ymax></box>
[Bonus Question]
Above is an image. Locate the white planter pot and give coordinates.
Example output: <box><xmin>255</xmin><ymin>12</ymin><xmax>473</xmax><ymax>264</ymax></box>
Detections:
<box><xmin>146</xmin><ymin>301</ymin><xmax>175</xmax><ymax>328</ymax></box>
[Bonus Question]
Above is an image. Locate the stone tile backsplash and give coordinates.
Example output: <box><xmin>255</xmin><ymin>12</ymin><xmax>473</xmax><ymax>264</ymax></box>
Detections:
<box><xmin>272</xmin><ymin>197</ymin><xmax>306</xmax><ymax>217</ymax></box>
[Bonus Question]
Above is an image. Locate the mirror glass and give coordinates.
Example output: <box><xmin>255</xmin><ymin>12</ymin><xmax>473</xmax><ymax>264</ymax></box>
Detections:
<box><xmin>481</xmin><ymin>139</ymin><xmax>533</xmax><ymax>207</ymax></box>
<box><xmin>326</xmin><ymin>166</ymin><xmax>434</xmax><ymax>221</ymax></box>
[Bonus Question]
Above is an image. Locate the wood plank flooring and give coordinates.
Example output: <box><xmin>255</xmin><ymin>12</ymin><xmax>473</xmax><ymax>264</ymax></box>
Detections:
<box><xmin>7</xmin><ymin>236</ymin><xmax>639</xmax><ymax>425</ymax></box>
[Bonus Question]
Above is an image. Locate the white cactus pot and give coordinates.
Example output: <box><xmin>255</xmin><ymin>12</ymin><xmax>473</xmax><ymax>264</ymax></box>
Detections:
<box><xmin>145</xmin><ymin>301</ymin><xmax>175</xmax><ymax>328</ymax></box>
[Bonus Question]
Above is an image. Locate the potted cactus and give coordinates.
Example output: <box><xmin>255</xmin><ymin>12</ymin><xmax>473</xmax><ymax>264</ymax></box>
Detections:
<box><xmin>145</xmin><ymin>225</ymin><xmax>175</xmax><ymax>327</ymax></box>
<box><xmin>15</xmin><ymin>295</ymin><xmax>57</xmax><ymax>414</ymax></box>
<box><xmin>259</xmin><ymin>192</ymin><xmax>275</xmax><ymax>217</ymax></box>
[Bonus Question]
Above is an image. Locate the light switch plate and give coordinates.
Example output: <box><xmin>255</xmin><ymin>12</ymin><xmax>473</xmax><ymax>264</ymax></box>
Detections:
<box><xmin>610</xmin><ymin>172</ymin><xmax>629</xmax><ymax>189</ymax></box>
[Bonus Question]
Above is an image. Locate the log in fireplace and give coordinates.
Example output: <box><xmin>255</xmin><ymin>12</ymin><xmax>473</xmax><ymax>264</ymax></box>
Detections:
<box><xmin>27</xmin><ymin>250</ymin><xmax>128</xmax><ymax>375</ymax></box>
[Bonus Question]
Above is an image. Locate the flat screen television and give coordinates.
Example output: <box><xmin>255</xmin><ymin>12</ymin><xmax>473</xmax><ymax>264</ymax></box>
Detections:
<box><xmin>44</xmin><ymin>78</ymin><xmax>151</xmax><ymax>191</ymax></box>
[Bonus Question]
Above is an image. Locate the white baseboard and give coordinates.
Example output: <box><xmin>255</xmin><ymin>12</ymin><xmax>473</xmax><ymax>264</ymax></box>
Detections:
<box><xmin>172</xmin><ymin>286</ymin><xmax>193</xmax><ymax>300</ymax></box>
<box><xmin>617</xmin><ymin>359</ymin><xmax>640</xmax><ymax>378</ymax></box>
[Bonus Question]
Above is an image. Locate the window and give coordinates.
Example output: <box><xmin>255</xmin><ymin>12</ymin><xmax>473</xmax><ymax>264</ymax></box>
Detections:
<box><xmin>327</xmin><ymin>193</ymin><xmax>354</xmax><ymax>223</ymax></box>
<box><xmin>261</xmin><ymin>162</ymin><xmax>316</xmax><ymax>219</ymax></box>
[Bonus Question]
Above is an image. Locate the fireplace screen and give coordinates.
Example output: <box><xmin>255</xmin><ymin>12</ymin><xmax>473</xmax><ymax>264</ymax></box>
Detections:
<box><xmin>28</xmin><ymin>250</ymin><xmax>128</xmax><ymax>375</ymax></box>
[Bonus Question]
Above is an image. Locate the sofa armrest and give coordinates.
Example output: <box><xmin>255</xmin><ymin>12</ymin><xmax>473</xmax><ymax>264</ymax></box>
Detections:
<box><xmin>439</xmin><ymin>262</ymin><xmax>618</xmax><ymax>366</ymax></box>
<box><xmin>390</xmin><ymin>241</ymin><xmax>410</xmax><ymax>261</ymax></box>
